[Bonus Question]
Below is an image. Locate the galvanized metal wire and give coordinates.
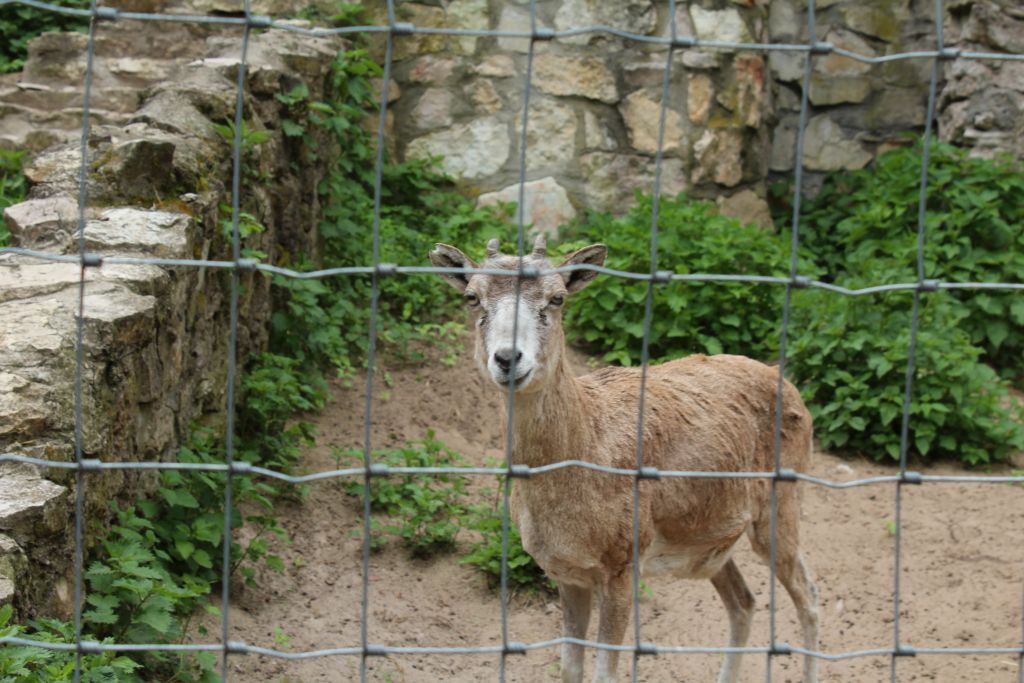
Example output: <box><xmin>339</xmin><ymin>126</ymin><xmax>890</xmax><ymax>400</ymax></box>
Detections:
<box><xmin>1</xmin><ymin>0</ymin><xmax>1023</xmax><ymax>681</ymax></box>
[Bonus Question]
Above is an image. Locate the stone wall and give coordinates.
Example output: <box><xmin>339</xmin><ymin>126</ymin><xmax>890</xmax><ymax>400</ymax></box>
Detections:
<box><xmin>0</xmin><ymin>17</ymin><xmax>342</xmax><ymax>618</ymax></box>
<box><xmin>365</xmin><ymin>0</ymin><xmax>1019</xmax><ymax>232</ymax></box>
<box><xmin>940</xmin><ymin>0</ymin><xmax>1024</xmax><ymax>158</ymax></box>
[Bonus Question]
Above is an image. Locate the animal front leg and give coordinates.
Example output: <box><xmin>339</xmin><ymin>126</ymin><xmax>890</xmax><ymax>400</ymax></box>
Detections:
<box><xmin>559</xmin><ymin>583</ymin><xmax>593</xmax><ymax>683</ymax></box>
<box><xmin>592</xmin><ymin>571</ymin><xmax>632</xmax><ymax>683</ymax></box>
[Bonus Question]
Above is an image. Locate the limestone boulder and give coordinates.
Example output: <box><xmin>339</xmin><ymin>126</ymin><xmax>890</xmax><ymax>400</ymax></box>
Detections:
<box><xmin>0</xmin><ymin>372</ymin><xmax>50</xmax><ymax>439</ymax></box>
<box><xmin>497</xmin><ymin>6</ymin><xmax>536</xmax><ymax>53</ymax></box>
<box><xmin>809</xmin><ymin>75</ymin><xmax>872</xmax><ymax>106</ymax></box>
<box><xmin>392</xmin><ymin>5</ymin><xmax>449</xmax><ymax>61</ymax></box>
<box><xmin>465</xmin><ymin>79</ymin><xmax>503</xmax><ymax>114</ymax></box>
<box><xmin>406</xmin><ymin>117</ymin><xmax>511</xmax><ymax>180</ymax></box>
<box><xmin>0</xmin><ymin>465</ymin><xmax>67</xmax><ymax>543</ymax></box>
<box><xmin>839</xmin><ymin>4</ymin><xmax>902</xmax><ymax>42</ymax></box>
<box><xmin>412</xmin><ymin>88</ymin><xmax>455</xmax><ymax>131</ymax></box>
<box><xmin>580</xmin><ymin>152</ymin><xmax>687</xmax><ymax>214</ymax></box>
<box><xmin>93</xmin><ymin>137</ymin><xmax>179</xmax><ymax>199</ymax></box>
<box><xmin>583</xmin><ymin>110</ymin><xmax>617</xmax><ymax>152</ymax></box>
<box><xmin>474</xmin><ymin>55</ymin><xmax>517</xmax><ymax>79</ymax></box>
<box><xmin>516</xmin><ymin>98</ymin><xmax>577</xmax><ymax>171</ymax></box>
<box><xmin>688</xmin><ymin>75</ymin><xmax>714</xmax><ymax>124</ymax></box>
<box><xmin>771</xmin><ymin>116</ymin><xmax>798</xmax><ymax>172</ymax></box>
<box><xmin>75</xmin><ymin>209</ymin><xmax>192</xmax><ymax>259</ymax></box>
<box><xmin>691</xmin><ymin>129</ymin><xmax>744</xmax><ymax>187</ymax></box>
<box><xmin>405</xmin><ymin>55</ymin><xmax>461</xmax><ymax>84</ymax></box>
<box><xmin>721</xmin><ymin>53</ymin><xmax>766</xmax><ymax>128</ymax></box>
<box><xmin>621</xmin><ymin>55</ymin><xmax>691</xmax><ymax>90</ymax></box>
<box><xmin>477</xmin><ymin>177</ymin><xmax>576</xmax><ymax>236</ymax></box>
<box><xmin>690</xmin><ymin>6</ymin><xmax>752</xmax><ymax>45</ymax></box>
<box><xmin>769</xmin><ymin>51</ymin><xmax>806</xmax><ymax>84</ymax></box>
<box><xmin>716</xmin><ymin>189</ymin><xmax>773</xmax><ymax>230</ymax></box>
<box><xmin>817</xmin><ymin>29</ymin><xmax>876</xmax><ymax>78</ymax></box>
<box><xmin>619</xmin><ymin>89</ymin><xmax>684</xmax><ymax>155</ymax></box>
<box><xmin>21</xmin><ymin>33</ymin><xmax>90</xmax><ymax>83</ymax></box>
<box><xmin>554</xmin><ymin>0</ymin><xmax>657</xmax><ymax>44</ymax></box>
<box><xmin>0</xmin><ymin>261</ymin><xmax>83</xmax><ymax>305</ymax></box>
<box><xmin>0</xmin><ymin>534</ymin><xmax>24</xmax><ymax>606</ymax></box>
<box><xmin>802</xmin><ymin>115</ymin><xmax>872</xmax><ymax>171</ymax></box>
<box><xmin>130</xmin><ymin>91</ymin><xmax>217</xmax><ymax>139</ymax></box>
<box><xmin>534</xmin><ymin>53</ymin><xmax>618</xmax><ymax>104</ymax></box>
<box><xmin>448</xmin><ymin>0</ymin><xmax>489</xmax><ymax>56</ymax></box>
<box><xmin>3</xmin><ymin>196</ymin><xmax>80</xmax><ymax>250</ymax></box>
<box><xmin>769</xmin><ymin>0</ymin><xmax>801</xmax><ymax>42</ymax></box>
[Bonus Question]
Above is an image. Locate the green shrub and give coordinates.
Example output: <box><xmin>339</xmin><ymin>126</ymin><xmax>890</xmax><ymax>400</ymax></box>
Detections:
<box><xmin>337</xmin><ymin>433</ymin><xmax>469</xmax><ymax>558</ymax></box>
<box><xmin>793</xmin><ymin>141</ymin><xmax>1024</xmax><ymax>380</ymax></box>
<box><xmin>554</xmin><ymin>183</ymin><xmax>1022</xmax><ymax>465</ymax></box>
<box><xmin>0</xmin><ymin>148</ymin><xmax>28</xmax><ymax>246</ymax></box>
<box><xmin>462</xmin><ymin>500</ymin><xmax>553</xmax><ymax>594</ymax></box>
<box><xmin>0</xmin><ymin>605</ymin><xmax>144</xmax><ymax>682</ymax></box>
<box><xmin>0</xmin><ymin>0</ymin><xmax>89</xmax><ymax>74</ymax></box>
<box><xmin>789</xmin><ymin>281</ymin><xmax>1024</xmax><ymax>465</ymax></box>
<box><xmin>81</xmin><ymin>508</ymin><xmax>218</xmax><ymax>682</ymax></box>
<box><xmin>560</xmin><ymin>194</ymin><xmax>793</xmax><ymax>365</ymax></box>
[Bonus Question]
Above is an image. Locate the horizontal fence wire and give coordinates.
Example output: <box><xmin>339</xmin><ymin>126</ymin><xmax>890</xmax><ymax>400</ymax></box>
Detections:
<box><xmin>6</xmin><ymin>246</ymin><xmax>1024</xmax><ymax>293</ymax></box>
<box><xmin>0</xmin><ymin>0</ymin><xmax>1023</xmax><ymax>679</ymax></box>
<box><xmin>1</xmin><ymin>452</ymin><xmax>1024</xmax><ymax>487</ymax></box>
<box><xmin>1</xmin><ymin>0</ymin><xmax>1024</xmax><ymax>62</ymax></box>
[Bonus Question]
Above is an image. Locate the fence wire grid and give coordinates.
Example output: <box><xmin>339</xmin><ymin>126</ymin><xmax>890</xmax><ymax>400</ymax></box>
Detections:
<box><xmin>1</xmin><ymin>0</ymin><xmax>1023</xmax><ymax>681</ymax></box>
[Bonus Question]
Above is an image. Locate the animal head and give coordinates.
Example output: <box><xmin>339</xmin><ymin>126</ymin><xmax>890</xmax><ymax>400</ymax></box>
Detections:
<box><xmin>430</xmin><ymin>235</ymin><xmax>607</xmax><ymax>393</ymax></box>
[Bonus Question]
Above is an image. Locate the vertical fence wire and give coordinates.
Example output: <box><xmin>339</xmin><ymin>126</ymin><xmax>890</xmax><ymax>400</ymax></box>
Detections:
<box><xmin>768</xmin><ymin>1</ymin><xmax>818</xmax><ymax>680</ymax></box>
<box><xmin>70</xmin><ymin>3</ymin><xmax>100</xmax><ymax>681</ymax></box>
<box><xmin>1</xmin><ymin>1</ymin><xmax>1024</xmax><ymax>682</ymax></box>
<box><xmin>218</xmin><ymin>8</ymin><xmax>253</xmax><ymax>680</ymax></box>
<box><xmin>498</xmin><ymin>1</ymin><xmax>538</xmax><ymax>677</ymax></box>
<box><xmin>629</xmin><ymin>2</ymin><xmax>677</xmax><ymax>680</ymax></box>
<box><xmin>359</xmin><ymin>8</ymin><xmax>397</xmax><ymax>680</ymax></box>
<box><xmin>891</xmin><ymin>1</ymin><xmax>946</xmax><ymax>680</ymax></box>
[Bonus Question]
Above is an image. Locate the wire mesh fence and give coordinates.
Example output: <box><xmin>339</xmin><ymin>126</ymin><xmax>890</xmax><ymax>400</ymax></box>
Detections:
<box><xmin>0</xmin><ymin>0</ymin><xmax>1023</xmax><ymax>681</ymax></box>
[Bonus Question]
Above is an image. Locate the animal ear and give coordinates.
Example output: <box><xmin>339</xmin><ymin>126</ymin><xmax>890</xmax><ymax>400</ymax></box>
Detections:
<box><xmin>430</xmin><ymin>243</ymin><xmax>477</xmax><ymax>292</ymax></box>
<box><xmin>558</xmin><ymin>244</ymin><xmax>607</xmax><ymax>294</ymax></box>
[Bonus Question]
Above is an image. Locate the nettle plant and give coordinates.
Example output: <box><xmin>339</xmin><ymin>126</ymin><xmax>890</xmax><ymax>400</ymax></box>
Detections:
<box><xmin>336</xmin><ymin>433</ymin><xmax>469</xmax><ymax>558</ymax></box>
<box><xmin>794</xmin><ymin>140</ymin><xmax>1024</xmax><ymax>381</ymax></box>
<box><xmin>560</xmin><ymin>194</ymin><xmax>793</xmax><ymax>366</ymax></box>
<box><xmin>788</xmin><ymin>281</ymin><xmax>1024</xmax><ymax>464</ymax></box>
<box><xmin>558</xmin><ymin>188</ymin><xmax>1022</xmax><ymax>465</ymax></box>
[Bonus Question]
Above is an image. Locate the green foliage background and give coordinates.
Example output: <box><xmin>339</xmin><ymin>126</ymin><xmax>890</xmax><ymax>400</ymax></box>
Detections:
<box><xmin>796</xmin><ymin>142</ymin><xmax>1024</xmax><ymax>379</ymax></box>
<box><xmin>0</xmin><ymin>0</ymin><xmax>89</xmax><ymax>73</ymax></box>
<box><xmin>560</xmin><ymin>142</ymin><xmax>1024</xmax><ymax>466</ymax></box>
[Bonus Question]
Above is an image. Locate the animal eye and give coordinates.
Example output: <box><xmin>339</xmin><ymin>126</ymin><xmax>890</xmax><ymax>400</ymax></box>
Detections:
<box><xmin>464</xmin><ymin>292</ymin><xmax>480</xmax><ymax>306</ymax></box>
<box><xmin>549</xmin><ymin>295</ymin><xmax>564</xmax><ymax>307</ymax></box>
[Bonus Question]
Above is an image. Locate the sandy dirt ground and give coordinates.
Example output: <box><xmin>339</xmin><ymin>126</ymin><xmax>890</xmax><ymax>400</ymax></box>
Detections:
<box><xmin>205</xmin><ymin>342</ymin><xmax>1024</xmax><ymax>683</ymax></box>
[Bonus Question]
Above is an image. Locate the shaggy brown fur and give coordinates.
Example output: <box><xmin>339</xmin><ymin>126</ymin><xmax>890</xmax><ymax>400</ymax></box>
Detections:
<box><xmin>430</xmin><ymin>237</ymin><xmax>819</xmax><ymax>683</ymax></box>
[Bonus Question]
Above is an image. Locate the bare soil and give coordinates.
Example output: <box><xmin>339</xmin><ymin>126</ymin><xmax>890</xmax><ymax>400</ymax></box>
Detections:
<box><xmin>208</xmin><ymin>342</ymin><xmax>1024</xmax><ymax>683</ymax></box>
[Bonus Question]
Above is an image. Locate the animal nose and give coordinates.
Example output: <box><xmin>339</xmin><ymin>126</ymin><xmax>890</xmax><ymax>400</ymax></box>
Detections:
<box><xmin>493</xmin><ymin>348</ymin><xmax>523</xmax><ymax>373</ymax></box>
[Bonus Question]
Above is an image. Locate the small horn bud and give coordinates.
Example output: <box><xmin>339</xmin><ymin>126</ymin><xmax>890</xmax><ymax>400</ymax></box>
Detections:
<box><xmin>486</xmin><ymin>239</ymin><xmax>500</xmax><ymax>257</ymax></box>
<box><xmin>532</xmin><ymin>234</ymin><xmax>547</xmax><ymax>257</ymax></box>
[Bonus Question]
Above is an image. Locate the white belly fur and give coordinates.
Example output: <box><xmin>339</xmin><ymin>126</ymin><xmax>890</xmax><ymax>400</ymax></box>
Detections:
<box><xmin>640</xmin><ymin>533</ymin><xmax>741</xmax><ymax>580</ymax></box>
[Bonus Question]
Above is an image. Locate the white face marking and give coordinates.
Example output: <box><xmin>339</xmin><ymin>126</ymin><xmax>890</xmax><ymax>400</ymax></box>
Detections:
<box><xmin>485</xmin><ymin>294</ymin><xmax>540</xmax><ymax>388</ymax></box>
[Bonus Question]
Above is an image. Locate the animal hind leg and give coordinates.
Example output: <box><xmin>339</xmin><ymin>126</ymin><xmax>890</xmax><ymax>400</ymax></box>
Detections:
<box><xmin>710</xmin><ymin>559</ymin><xmax>755</xmax><ymax>683</ymax></box>
<box><xmin>749</xmin><ymin>496</ymin><xmax>819</xmax><ymax>683</ymax></box>
<box><xmin>778</xmin><ymin>553</ymin><xmax>819</xmax><ymax>683</ymax></box>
